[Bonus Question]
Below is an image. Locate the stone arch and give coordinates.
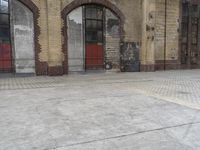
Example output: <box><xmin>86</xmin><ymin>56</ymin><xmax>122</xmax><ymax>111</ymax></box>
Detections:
<box><xmin>16</xmin><ymin>0</ymin><xmax>43</xmax><ymax>75</ymax></box>
<box><xmin>61</xmin><ymin>0</ymin><xmax>125</xmax><ymax>74</ymax></box>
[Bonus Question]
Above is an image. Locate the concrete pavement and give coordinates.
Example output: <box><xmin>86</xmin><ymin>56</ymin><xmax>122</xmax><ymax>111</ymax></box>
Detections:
<box><xmin>1</xmin><ymin>70</ymin><xmax>200</xmax><ymax>150</ymax></box>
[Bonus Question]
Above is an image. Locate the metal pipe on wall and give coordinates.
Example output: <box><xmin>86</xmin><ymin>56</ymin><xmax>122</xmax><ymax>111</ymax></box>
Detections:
<box><xmin>164</xmin><ymin>0</ymin><xmax>167</xmax><ymax>70</ymax></box>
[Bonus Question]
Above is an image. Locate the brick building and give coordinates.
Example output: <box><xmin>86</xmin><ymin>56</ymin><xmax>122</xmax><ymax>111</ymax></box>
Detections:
<box><xmin>0</xmin><ymin>0</ymin><xmax>199</xmax><ymax>76</ymax></box>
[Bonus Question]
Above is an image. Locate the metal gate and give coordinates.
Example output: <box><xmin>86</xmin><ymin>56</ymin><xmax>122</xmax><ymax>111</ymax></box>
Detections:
<box><xmin>181</xmin><ymin>0</ymin><xmax>200</xmax><ymax>67</ymax></box>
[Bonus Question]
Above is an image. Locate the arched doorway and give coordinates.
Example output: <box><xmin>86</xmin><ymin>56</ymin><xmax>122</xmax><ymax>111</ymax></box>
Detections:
<box><xmin>0</xmin><ymin>0</ymin><xmax>36</xmax><ymax>74</ymax></box>
<box><xmin>62</xmin><ymin>0</ymin><xmax>125</xmax><ymax>74</ymax></box>
<box><xmin>67</xmin><ymin>5</ymin><xmax>120</xmax><ymax>72</ymax></box>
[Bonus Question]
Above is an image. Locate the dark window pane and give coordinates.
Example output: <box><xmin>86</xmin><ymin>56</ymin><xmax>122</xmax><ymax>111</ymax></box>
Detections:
<box><xmin>86</xmin><ymin>31</ymin><xmax>97</xmax><ymax>42</ymax></box>
<box><xmin>91</xmin><ymin>8</ymin><xmax>97</xmax><ymax>19</ymax></box>
<box><xmin>181</xmin><ymin>8</ymin><xmax>188</xmax><ymax>44</ymax></box>
<box><xmin>0</xmin><ymin>14</ymin><xmax>9</xmax><ymax>25</ymax></box>
<box><xmin>85</xmin><ymin>5</ymin><xmax>103</xmax><ymax>20</ymax></box>
<box><xmin>85</xmin><ymin>5</ymin><xmax>103</xmax><ymax>43</ymax></box>
<box><xmin>91</xmin><ymin>20</ymin><xmax>97</xmax><ymax>29</ymax></box>
<box><xmin>86</xmin><ymin>20</ymin><xmax>101</xmax><ymax>30</ymax></box>
<box><xmin>181</xmin><ymin>43</ymin><xmax>187</xmax><ymax>64</ymax></box>
<box><xmin>0</xmin><ymin>26</ymin><xmax>10</xmax><ymax>43</ymax></box>
<box><xmin>97</xmin><ymin>31</ymin><xmax>103</xmax><ymax>42</ymax></box>
<box><xmin>86</xmin><ymin>20</ymin><xmax>92</xmax><ymax>29</ymax></box>
<box><xmin>192</xmin><ymin>25</ymin><xmax>198</xmax><ymax>44</ymax></box>
<box><xmin>0</xmin><ymin>0</ymin><xmax>8</xmax><ymax>14</ymax></box>
<box><xmin>86</xmin><ymin>31</ymin><xmax>103</xmax><ymax>43</ymax></box>
<box><xmin>191</xmin><ymin>5</ymin><xmax>198</xmax><ymax>18</ymax></box>
<box><xmin>97</xmin><ymin>8</ymin><xmax>103</xmax><ymax>19</ymax></box>
<box><xmin>86</xmin><ymin>8</ymin><xmax>97</xmax><ymax>19</ymax></box>
<box><xmin>182</xmin><ymin>3</ymin><xmax>189</xmax><ymax>17</ymax></box>
<box><xmin>97</xmin><ymin>21</ymin><xmax>102</xmax><ymax>30</ymax></box>
<box><xmin>85</xmin><ymin>8</ymin><xmax>92</xmax><ymax>19</ymax></box>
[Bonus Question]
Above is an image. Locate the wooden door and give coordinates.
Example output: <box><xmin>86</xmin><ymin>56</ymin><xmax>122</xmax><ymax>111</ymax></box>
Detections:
<box><xmin>85</xmin><ymin>5</ymin><xmax>104</xmax><ymax>70</ymax></box>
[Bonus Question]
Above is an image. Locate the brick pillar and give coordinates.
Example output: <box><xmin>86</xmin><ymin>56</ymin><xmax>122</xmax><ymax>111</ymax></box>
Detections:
<box><xmin>154</xmin><ymin>0</ymin><xmax>180</xmax><ymax>70</ymax></box>
<box><xmin>47</xmin><ymin>0</ymin><xmax>63</xmax><ymax>75</ymax></box>
<box><xmin>141</xmin><ymin>0</ymin><xmax>156</xmax><ymax>72</ymax></box>
<box><xmin>165</xmin><ymin>0</ymin><xmax>180</xmax><ymax>70</ymax></box>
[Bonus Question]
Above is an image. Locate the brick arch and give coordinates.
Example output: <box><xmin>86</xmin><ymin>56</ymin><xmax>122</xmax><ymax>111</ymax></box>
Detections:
<box><xmin>62</xmin><ymin>0</ymin><xmax>125</xmax><ymax>23</ymax></box>
<box><xmin>61</xmin><ymin>0</ymin><xmax>125</xmax><ymax>74</ymax></box>
<box><xmin>16</xmin><ymin>0</ymin><xmax>45</xmax><ymax>75</ymax></box>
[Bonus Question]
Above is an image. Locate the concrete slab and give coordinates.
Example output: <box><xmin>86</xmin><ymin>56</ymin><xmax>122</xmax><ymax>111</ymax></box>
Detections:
<box><xmin>1</xmin><ymin>70</ymin><xmax>200</xmax><ymax>149</ymax></box>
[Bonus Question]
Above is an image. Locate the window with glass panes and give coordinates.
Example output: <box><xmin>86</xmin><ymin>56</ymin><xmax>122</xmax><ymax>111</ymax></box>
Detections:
<box><xmin>85</xmin><ymin>5</ymin><xmax>103</xmax><ymax>44</ymax></box>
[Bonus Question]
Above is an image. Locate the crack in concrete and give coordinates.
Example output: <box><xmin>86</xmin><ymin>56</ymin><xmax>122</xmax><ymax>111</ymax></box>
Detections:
<box><xmin>52</xmin><ymin>121</ymin><xmax>200</xmax><ymax>149</ymax></box>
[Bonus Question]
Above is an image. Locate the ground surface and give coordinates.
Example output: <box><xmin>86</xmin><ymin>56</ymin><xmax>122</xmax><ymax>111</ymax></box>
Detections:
<box><xmin>1</xmin><ymin>70</ymin><xmax>200</xmax><ymax>150</ymax></box>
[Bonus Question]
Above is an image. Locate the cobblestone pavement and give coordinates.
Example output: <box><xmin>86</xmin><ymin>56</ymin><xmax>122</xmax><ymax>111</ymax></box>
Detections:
<box><xmin>1</xmin><ymin>70</ymin><xmax>200</xmax><ymax>149</ymax></box>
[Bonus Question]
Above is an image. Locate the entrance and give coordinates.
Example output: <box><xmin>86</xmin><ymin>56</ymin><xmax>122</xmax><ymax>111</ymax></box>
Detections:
<box><xmin>0</xmin><ymin>0</ymin><xmax>12</xmax><ymax>73</ymax></box>
<box><xmin>181</xmin><ymin>0</ymin><xmax>200</xmax><ymax>67</ymax></box>
<box><xmin>85</xmin><ymin>5</ymin><xmax>104</xmax><ymax>70</ymax></box>
<box><xmin>66</xmin><ymin>4</ymin><xmax>121</xmax><ymax>73</ymax></box>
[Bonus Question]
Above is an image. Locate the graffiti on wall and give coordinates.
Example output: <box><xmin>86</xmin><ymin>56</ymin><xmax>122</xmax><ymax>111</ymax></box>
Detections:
<box><xmin>120</xmin><ymin>42</ymin><xmax>140</xmax><ymax>72</ymax></box>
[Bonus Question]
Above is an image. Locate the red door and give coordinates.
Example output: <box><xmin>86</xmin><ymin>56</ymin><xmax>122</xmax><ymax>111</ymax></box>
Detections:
<box><xmin>0</xmin><ymin>43</ymin><xmax>12</xmax><ymax>72</ymax></box>
<box><xmin>86</xmin><ymin>43</ymin><xmax>104</xmax><ymax>69</ymax></box>
<box><xmin>85</xmin><ymin>5</ymin><xmax>104</xmax><ymax>70</ymax></box>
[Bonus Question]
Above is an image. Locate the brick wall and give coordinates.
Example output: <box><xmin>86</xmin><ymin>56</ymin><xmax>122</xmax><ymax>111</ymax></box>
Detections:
<box><xmin>105</xmin><ymin>8</ymin><xmax>120</xmax><ymax>70</ymax></box>
<box><xmin>29</xmin><ymin>0</ymin><xmax>181</xmax><ymax>75</ymax></box>
<box><xmin>141</xmin><ymin>0</ymin><xmax>180</xmax><ymax>71</ymax></box>
<box><xmin>155</xmin><ymin>0</ymin><xmax>180</xmax><ymax>70</ymax></box>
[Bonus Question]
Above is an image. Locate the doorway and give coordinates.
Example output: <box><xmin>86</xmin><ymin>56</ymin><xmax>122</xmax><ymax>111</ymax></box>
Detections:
<box><xmin>67</xmin><ymin>4</ymin><xmax>121</xmax><ymax>73</ymax></box>
<box><xmin>85</xmin><ymin>5</ymin><xmax>104</xmax><ymax>70</ymax></box>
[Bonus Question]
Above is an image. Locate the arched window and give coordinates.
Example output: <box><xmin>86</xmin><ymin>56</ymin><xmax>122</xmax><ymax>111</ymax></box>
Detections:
<box><xmin>0</xmin><ymin>0</ymin><xmax>35</xmax><ymax>74</ymax></box>
<box><xmin>67</xmin><ymin>4</ymin><xmax>121</xmax><ymax>73</ymax></box>
<box><xmin>11</xmin><ymin>0</ymin><xmax>35</xmax><ymax>74</ymax></box>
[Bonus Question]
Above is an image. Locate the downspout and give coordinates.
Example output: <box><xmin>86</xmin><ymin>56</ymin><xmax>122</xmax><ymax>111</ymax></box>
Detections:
<box><xmin>164</xmin><ymin>0</ymin><xmax>167</xmax><ymax>70</ymax></box>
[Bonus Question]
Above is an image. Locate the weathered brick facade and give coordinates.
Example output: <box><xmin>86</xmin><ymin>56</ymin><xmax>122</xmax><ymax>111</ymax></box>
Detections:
<box><xmin>31</xmin><ymin>0</ymin><xmax>144</xmax><ymax>75</ymax></box>
<box><xmin>141</xmin><ymin>0</ymin><xmax>180</xmax><ymax>71</ymax></box>
<box><xmin>3</xmin><ymin>0</ymin><xmax>195</xmax><ymax>75</ymax></box>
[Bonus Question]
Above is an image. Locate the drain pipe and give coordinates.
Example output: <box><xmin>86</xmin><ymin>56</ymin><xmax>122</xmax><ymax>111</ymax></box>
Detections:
<box><xmin>164</xmin><ymin>0</ymin><xmax>167</xmax><ymax>70</ymax></box>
